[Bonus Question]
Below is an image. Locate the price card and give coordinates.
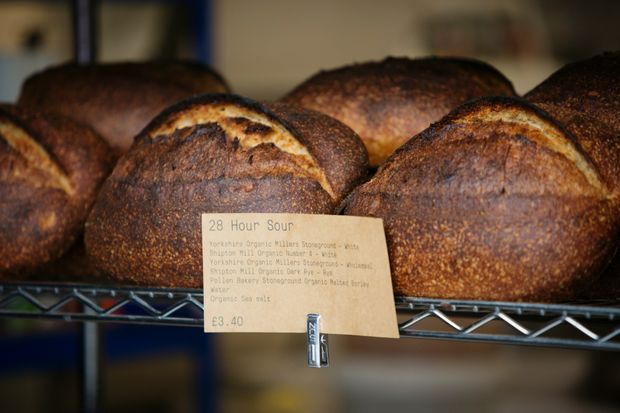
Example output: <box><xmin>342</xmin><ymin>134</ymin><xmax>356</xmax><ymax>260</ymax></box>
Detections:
<box><xmin>202</xmin><ymin>213</ymin><xmax>399</xmax><ymax>338</ymax></box>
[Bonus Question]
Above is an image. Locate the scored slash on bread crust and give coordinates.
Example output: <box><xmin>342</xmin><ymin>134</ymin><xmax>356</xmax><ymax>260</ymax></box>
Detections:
<box><xmin>525</xmin><ymin>52</ymin><xmax>620</xmax><ymax>198</ymax></box>
<box><xmin>0</xmin><ymin>105</ymin><xmax>113</xmax><ymax>278</ymax></box>
<box><xmin>451</xmin><ymin>104</ymin><xmax>608</xmax><ymax>196</ymax></box>
<box><xmin>525</xmin><ymin>52</ymin><xmax>620</xmax><ymax>299</ymax></box>
<box><xmin>344</xmin><ymin>96</ymin><xmax>619</xmax><ymax>302</ymax></box>
<box><xmin>0</xmin><ymin>119</ymin><xmax>74</xmax><ymax>196</ymax></box>
<box><xmin>143</xmin><ymin>94</ymin><xmax>335</xmax><ymax>199</ymax></box>
<box><xmin>85</xmin><ymin>93</ymin><xmax>368</xmax><ymax>287</ymax></box>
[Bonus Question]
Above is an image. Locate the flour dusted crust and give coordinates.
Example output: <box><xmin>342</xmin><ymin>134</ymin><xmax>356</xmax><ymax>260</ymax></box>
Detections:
<box><xmin>344</xmin><ymin>96</ymin><xmax>619</xmax><ymax>301</ymax></box>
<box><xmin>85</xmin><ymin>94</ymin><xmax>368</xmax><ymax>287</ymax></box>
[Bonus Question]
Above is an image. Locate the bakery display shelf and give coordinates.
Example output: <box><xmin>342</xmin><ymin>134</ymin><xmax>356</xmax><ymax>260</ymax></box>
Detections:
<box><xmin>1</xmin><ymin>281</ymin><xmax>620</xmax><ymax>351</ymax></box>
<box><xmin>0</xmin><ymin>282</ymin><xmax>204</xmax><ymax>327</ymax></box>
<box><xmin>397</xmin><ymin>296</ymin><xmax>620</xmax><ymax>351</ymax></box>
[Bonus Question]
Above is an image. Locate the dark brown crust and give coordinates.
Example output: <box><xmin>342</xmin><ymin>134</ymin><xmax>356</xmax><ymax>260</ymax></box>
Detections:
<box><xmin>588</xmin><ymin>251</ymin><xmax>620</xmax><ymax>300</ymax></box>
<box><xmin>525</xmin><ymin>53</ymin><xmax>620</xmax><ymax>299</ymax></box>
<box><xmin>265</xmin><ymin>102</ymin><xmax>369</xmax><ymax>200</ymax></box>
<box><xmin>0</xmin><ymin>105</ymin><xmax>114</xmax><ymax>278</ymax></box>
<box><xmin>530</xmin><ymin>102</ymin><xmax>620</xmax><ymax>197</ymax></box>
<box><xmin>141</xmin><ymin>94</ymin><xmax>278</xmax><ymax>134</ymax></box>
<box><xmin>139</xmin><ymin>94</ymin><xmax>369</xmax><ymax>202</ymax></box>
<box><xmin>281</xmin><ymin>56</ymin><xmax>516</xmax><ymax>166</ymax></box>
<box><xmin>36</xmin><ymin>237</ymin><xmax>97</xmax><ymax>280</ymax></box>
<box><xmin>525</xmin><ymin>52</ymin><xmax>620</xmax><ymax>133</ymax></box>
<box><xmin>85</xmin><ymin>94</ymin><xmax>368</xmax><ymax>287</ymax></box>
<box><xmin>344</xmin><ymin>96</ymin><xmax>620</xmax><ymax>302</ymax></box>
<box><xmin>17</xmin><ymin>61</ymin><xmax>230</xmax><ymax>155</ymax></box>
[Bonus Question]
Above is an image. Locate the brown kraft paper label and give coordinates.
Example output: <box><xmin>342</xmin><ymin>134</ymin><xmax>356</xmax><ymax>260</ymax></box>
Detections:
<box><xmin>202</xmin><ymin>213</ymin><xmax>399</xmax><ymax>338</ymax></box>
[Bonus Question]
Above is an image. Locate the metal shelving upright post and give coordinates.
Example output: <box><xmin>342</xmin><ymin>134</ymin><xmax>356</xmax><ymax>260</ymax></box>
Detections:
<box><xmin>71</xmin><ymin>2</ymin><xmax>100</xmax><ymax>412</ymax></box>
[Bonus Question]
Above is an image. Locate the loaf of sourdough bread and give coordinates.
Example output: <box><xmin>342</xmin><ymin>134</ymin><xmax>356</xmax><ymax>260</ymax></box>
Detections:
<box><xmin>18</xmin><ymin>61</ymin><xmax>229</xmax><ymax>156</ymax></box>
<box><xmin>344</xmin><ymin>96</ymin><xmax>619</xmax><ymax>301</ymax></box>
<box><xmin>85</xmin><ymin>94</ymin><xmax>368</xmax><ymax>287</ymax></box>
<box><xmin>281</xmin><ymin>56</ymin><xmax>516</xmax><ymax>166</ymax></box>
<box><xmin>526</xmin><ymin>52</ymin><xmax>620</xmax><ymax>299</ymax></box>
<box><xmin>0</xmin><ymin>105</ymin><xmax>113</xmax><ymax>278</ymax></box>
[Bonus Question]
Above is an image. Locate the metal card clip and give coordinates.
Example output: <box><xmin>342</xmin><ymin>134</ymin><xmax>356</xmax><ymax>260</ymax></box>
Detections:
<box><xmin>307</xmin><ymin>313</ymin><xmax>329</xmax><ymax>368</ymax></box>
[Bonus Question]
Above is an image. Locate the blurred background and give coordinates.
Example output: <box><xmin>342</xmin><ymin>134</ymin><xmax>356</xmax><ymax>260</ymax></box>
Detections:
<box><xmin>2</xmin><ymin>0</ymin><xmax>620</xmax><ymax>100</ymax></box>
<box><xmin>1</xmin><ymin>0</ymin><xmax>620</xmax><ymax>412</ymax></box>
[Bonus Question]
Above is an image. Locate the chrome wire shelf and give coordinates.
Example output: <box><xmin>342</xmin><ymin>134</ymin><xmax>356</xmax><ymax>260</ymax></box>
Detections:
<box><xmin>0</xmin><ymin>282</ymin><xmax>204</xmax><ymax>327</ymax></box>
<box><xmin>1</xmin><ymin>282</ymin><xmax>620</xmax><ymax>351</ymax></box>
<box><xmin>396</xmin><ymin>296</ymin><xmax>620</xmax><ymax>351</ymax></box>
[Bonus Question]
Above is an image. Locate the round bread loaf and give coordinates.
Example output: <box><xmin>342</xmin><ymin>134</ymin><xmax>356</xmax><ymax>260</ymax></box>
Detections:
<box><xmin>17</xmin><ymin>61</ymin><xmax>230</xmax><ymax>156</ymax></box>
<box><xmin>344</xmin><ymin>96</ymin><xmax>620</xmax><ymax>302</ymax></box>
<box><xmin>85</xmin><ymin>94</ymin><xmax>368</xmax><ymax>287</ymax></box>
<box><xmin>526</xmin><ymin>52</ymin><xmax>620</xmax><ymax>299</ymax></box>
<box><xmin>281</xmin><ymin>56</ymin><xmax>516</xmax><ymax>166</ymax></box>
<box><xmin>526</xmin><ymin>52</ymin><xmax>620</xmax><ymax>133</ymax></box>
<box><xmin>0</xmin><ymin>105</ymin><xmax>113</xmax><ymax>278</ymax></box>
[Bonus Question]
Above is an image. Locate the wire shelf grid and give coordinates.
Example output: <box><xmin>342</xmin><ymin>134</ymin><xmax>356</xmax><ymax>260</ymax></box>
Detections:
<box><xmin>1</xmin><ymin>282</ymin><xmax>619</xmax><ymax>350</ymax></box>
<box><xmin>396</xmin><ymin>296</ymin><xmax>620</xmax><ymax>351</ymax></box>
